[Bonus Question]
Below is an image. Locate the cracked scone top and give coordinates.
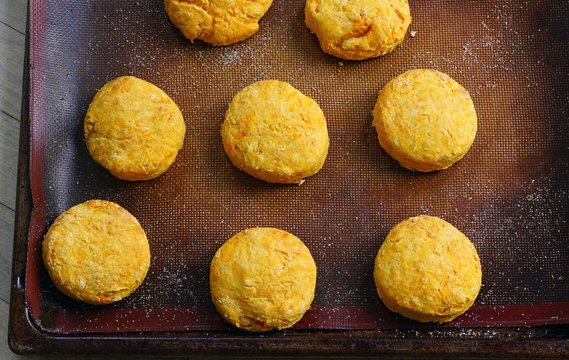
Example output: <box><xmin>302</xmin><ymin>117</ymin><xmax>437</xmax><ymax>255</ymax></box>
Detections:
<box><xmin>210</xmin><ymin>227</ymin><xmax>317</xmax><ymax>332</ymax></box>
<box><xmin>374</xmin><ymin>215</ymin><xmax>482</xmax><ymax>323</ymax></box>
<box><xmin>305</xmin><ymin>0</ymin><xmax>411</xmax><ymax>60</ymax></box>
<box><xmin>221</xmin><ymin>80</ymin><xmax>329</xmax><ymax>184</ymax></box>
<box><xmin>84</xmin><ymin>76</ymin><xmax>186</xmax><ymax>181</ymax></box>
<box><xmin>373</xmin><ymin>69</ymin><xmax>478</xmax><ymax>172</ymax></box>
<box><xmin>164</xmin><ymin>0</ymin><xmax>273</xmax><ymax>46</ymax></box>
<box><xmin>42</xmin><ymin>200</ymin><xmax>150</xmax><ymax>305</ymax></box>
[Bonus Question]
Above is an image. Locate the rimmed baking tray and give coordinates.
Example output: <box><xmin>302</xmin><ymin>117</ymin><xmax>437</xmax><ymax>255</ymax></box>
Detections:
<box><xmin>9</xmin><ymin>0</ymin><xmax>569</xmax><ymax>356</ymax></box>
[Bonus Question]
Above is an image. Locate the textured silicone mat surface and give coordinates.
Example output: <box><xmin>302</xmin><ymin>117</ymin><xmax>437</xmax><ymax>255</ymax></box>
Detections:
<box><xmin>25</xmin><ymin>0</ymin><xmax>569</xmax><ymax>334</ymax></box>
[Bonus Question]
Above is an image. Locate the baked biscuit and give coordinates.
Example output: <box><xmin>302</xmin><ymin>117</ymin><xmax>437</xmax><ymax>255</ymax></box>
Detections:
<box><xmin>305</xmin><ymin>0</ymin><xmax>411</xmax><ymax>60</ymax></box>
<box><xmin>373</xmin><ymin>69</ymin><xmax>478</xmax><ymax>172</ymax></box>
<box><xmin>221</xmin><ymin>80</ymin><xmax>329</xmax><ymax>184</ymax></box>
<box><xmin>210</xmin><ymin>227</ymin><xmax>317</xmax><ymax>332</ymax></box>
<box><xmin>164</xmin><ymin>0</ymin><xmax>273</xmax><ymax>46</ymax></box>
<box><xmin>374</xmin><ymin>215</ymin><xmax>482</xmax><ymax>323</ymax></box>
<box><xmin>84</xmin><ymin>76</ymin><xmax>186</xmax><ymax>181</ymax></box>
<box><xmin>42</xmin><ymin>200</ymin><xmax>150</xmax><ymax>305</ymax></box>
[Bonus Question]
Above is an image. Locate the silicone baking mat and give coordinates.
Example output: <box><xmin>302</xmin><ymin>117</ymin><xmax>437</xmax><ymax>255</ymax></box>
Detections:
<box><xmin>25</xmin><ymin>0</ymin><xmax>569</xmax><ymax>334</ymax></box>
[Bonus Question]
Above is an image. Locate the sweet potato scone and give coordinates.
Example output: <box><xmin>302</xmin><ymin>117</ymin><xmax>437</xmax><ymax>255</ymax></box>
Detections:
<box><xmin>42</xmin><ymin>200</ymin><xmax>151</xmax><ymax>305</ymax></box>
<box><xmin>374</xmin><ymin>215</ymin><xmax>482</xmax><ymax>323</ymax></box>
<box><xmin>221</xmin><ymin>80</ymin><xmax>329</xmax><ymax>184</ymax></box>
<box><xmin>373</xmin><ymin>69</ymin><xmax>478</xmax><ymax>172</ymax></box>
<box><xmin>210</xmin><ymin>227</ymin><xmax>317</xmax><ymax>332</ymax></box>
<box><xmin>164</xmin><ymin>0</ymin><xmax>273</xmax><ymax>46</ymax></box>
<box><xmin>84</xmin><ymin>76</ymin><xmax>186</xmax><ymax>181</ymax></box>
<box><xmin>305</xmin><ymin>0</ymin><xmax>411</xmax><ymax>60</ymax></box>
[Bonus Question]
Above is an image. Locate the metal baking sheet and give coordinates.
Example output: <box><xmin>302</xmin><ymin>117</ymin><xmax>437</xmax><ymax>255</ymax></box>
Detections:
<box><xmin>9</xmin><ymin>0</ymin><xmax>569</xmax><ymax>356</ymax></box>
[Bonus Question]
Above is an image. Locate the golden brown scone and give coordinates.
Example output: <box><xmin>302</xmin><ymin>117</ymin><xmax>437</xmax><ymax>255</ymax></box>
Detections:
<box><xmin>210</xmin><ymin>227</ymin><xmax>317</xmax><ymax>332</ymax></box>
<box><xmin>305</xmin><ymin>0</ymin><xmax>411</xmax><ymax>60</ymax></box>
<box><xmin>42</xmin><ymin>200</ymin><xmax>150</xmax><ymax>305</ymax></box>
<box><xmin>374</xmin><ymin>215</ymin><xmax>482</xmax><ymax>323</ymax></box>
<box><xmin>373</xmin><ymin>69</ymin><xmax>478</xmax><ymax>172</ymax></box>
<box><xmin>84</xmin><ymin>76</ymin><xmax>186</xmax><ymax>181</ymax></box>
<box><xmin>220</xmin><ymin>80</ymin><xmax>329</xmax><ymax>184</ymax></box>
<box><xmin>164</xmin><ymin>0</ymin><xmax>273</xmax><ymax>46</ymax></box>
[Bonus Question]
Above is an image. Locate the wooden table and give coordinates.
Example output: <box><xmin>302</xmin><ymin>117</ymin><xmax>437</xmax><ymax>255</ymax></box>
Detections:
<box><xmin>0</xmin><ymin>1</ymin><xmax>26</xmax><ymax>359</ymax></box>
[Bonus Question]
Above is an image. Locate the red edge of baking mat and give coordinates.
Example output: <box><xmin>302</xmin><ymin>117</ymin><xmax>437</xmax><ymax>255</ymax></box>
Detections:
<box><xmin>44</xmin><ymin>303</ymin><xmax>569</xmax><ymax>334</ymax></box>
<box><xmin>25</xmin><ymin>0</ymin><xmax>47</xmax><ymax>323</ymax></box>
<box><xmin>23</xmin><ymin>0</ymin><xmax>569</xmax><ymax>335</ymax></box>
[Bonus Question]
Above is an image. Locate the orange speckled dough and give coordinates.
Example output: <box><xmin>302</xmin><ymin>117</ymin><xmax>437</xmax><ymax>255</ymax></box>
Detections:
<box><xmin>221</xmin><ymin>80</ymin><xmax>330</xmax><ymax>184</ymax></box>
<box><xmin>305</xmin><ymin>0</ymin><xmax>411</xmax><ymax>60</ymax></box>
<box><xmin>210</xmin><ymin>227</ymin><xmax>317</xmax><ymax>332</ymax></box>
<box><xmin>84</xmin><ymin>76</ymin><xmax>186</xmax><ymax>181</ymax></box>
<box><xmin>164</xmin><ymin>0</ymin><xmax>273</xmax><ymax>46</ymax></box>
<box><xmin>374</xmin><ymin>215</ymin><xmax>482</xmax><ymax>323</ymax></box>
<box><xmin>373</xmin><ymin>69</ymin><xmax>478</xmax><ymax>172</ymax></box>
<box><xmin>42</xmin><ymin>200</ymin><xmax>150</xmax><ymax>305</ymax></box>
